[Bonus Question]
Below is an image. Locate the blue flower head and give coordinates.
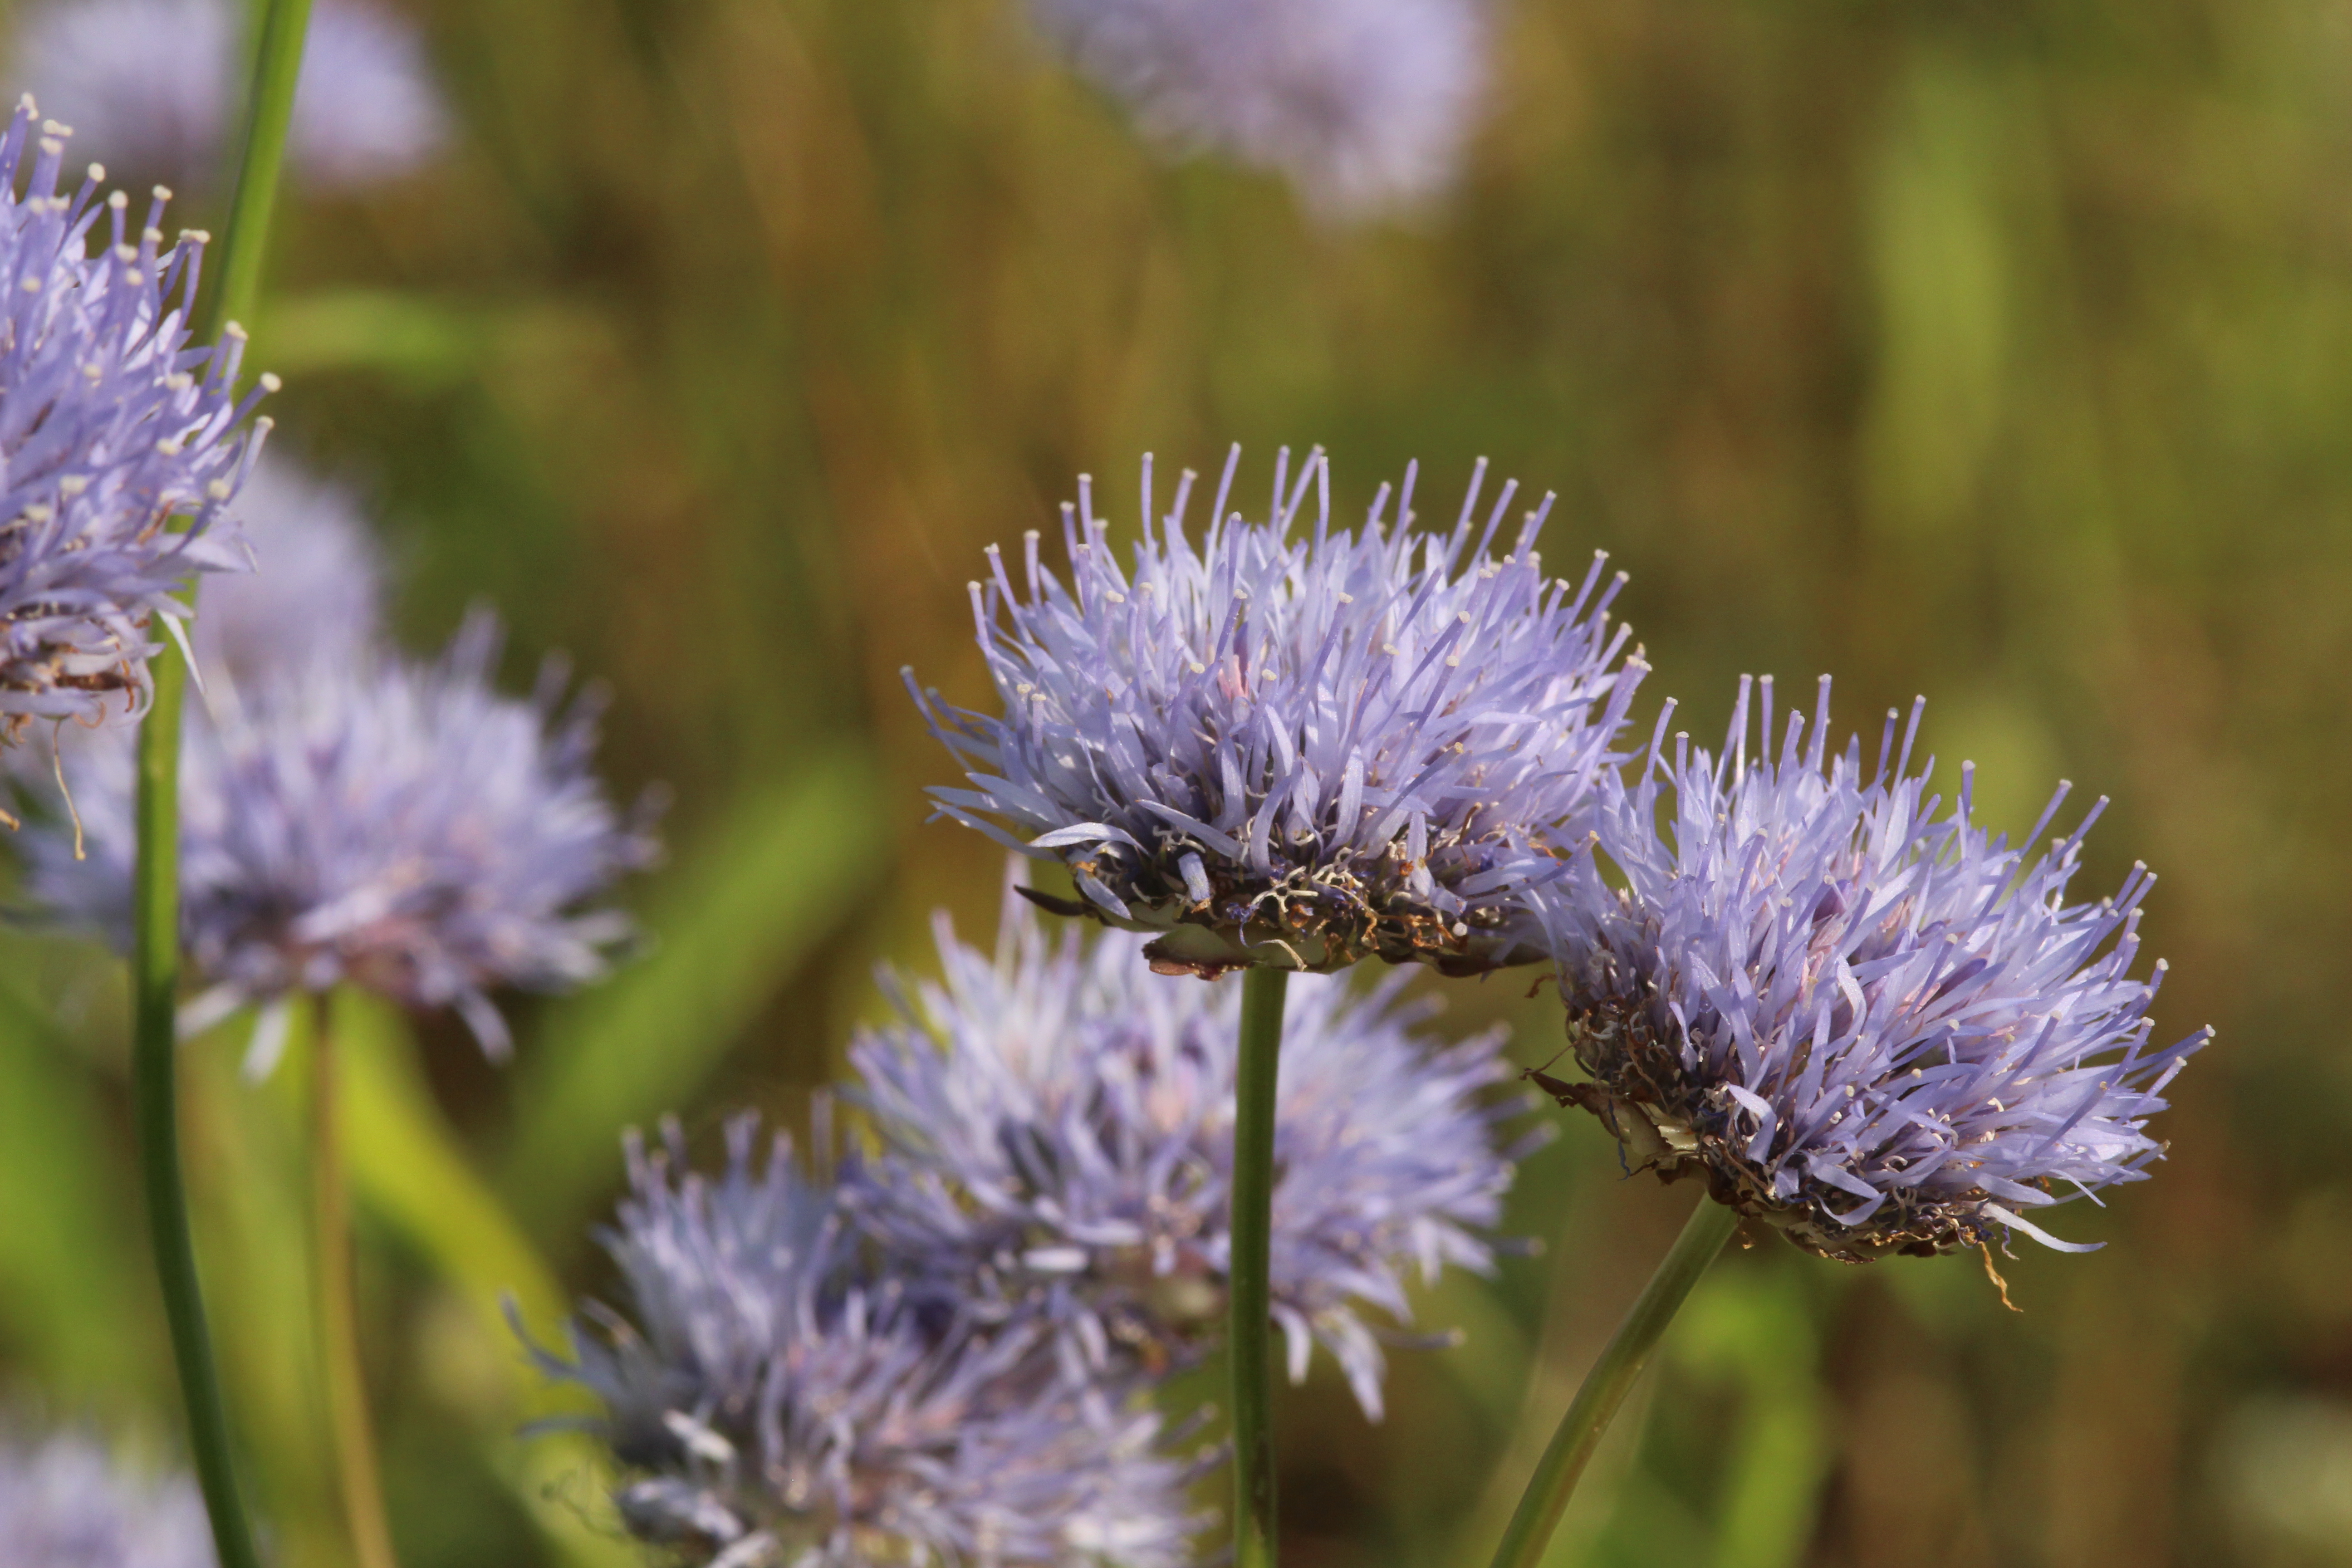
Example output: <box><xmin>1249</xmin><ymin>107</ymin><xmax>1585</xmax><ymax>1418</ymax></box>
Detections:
<box><xmin>1027</xmin><ymin>0</ymin><xmax>1492</xmax><ymax>217</ymax></box>
<box><xmin>0</xmin><ymin>1433</ymin><xmax>214</xmax><ymax>1568</ymax></box>
<box><xmin>25</xmin><ymin>612</ymin><xmax>659</xmax><ymax>1071</ymax></box>
<box><xmin>534</xmin><ymin>1117</ymin><xmax>1208</xmax><ymax>1568</ymax></box>
<box><xmin>911</xmin><ymin>447</ymin><xmax>1646</xmax><ymax>977</ymax></box>
<box><xmin>845</xmin><ymin>881</ymin><xmax>1539</xmax><ymax>1417</ymax></box>
<box><xmin>0</xmin><ymin>96</ymin><xmax>271</xmax><ymax>745</ymax></box>
<box><xmin>1533</xmin><ymin>675</ymin><xmax>2210</xmax><ymax>1262</ymax></box>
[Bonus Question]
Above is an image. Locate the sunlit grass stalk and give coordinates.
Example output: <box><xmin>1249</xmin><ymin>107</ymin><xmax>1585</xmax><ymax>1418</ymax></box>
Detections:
<box><xmin>311</xmin><ymin>1000</ymin><xmax>402</xmax><ymax>1568</ymax></box>
<box><xmin>1230</xmin><ymin>965</ymin><xmax>1289</xmax><ymax>1568</ymax></box>
<box><xmin>129</xmin><ymin>1</ymin><xmax>315</xmax><ymax>1565</ymax></box>
<box><xmin>1486</xmin><ymin>1194</ymin><xmax>1738</xmax><ymax>1568</ymax></box>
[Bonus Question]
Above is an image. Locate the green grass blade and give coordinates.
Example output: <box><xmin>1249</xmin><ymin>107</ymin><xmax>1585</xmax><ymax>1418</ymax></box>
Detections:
<box><xmin>331</xmin><ymin>990</ymin><xmax>637</xmax><ymax>1568</ymax></box>
<box><xmin>0</xmin><ymin>975</ymin><xmax>152</xmax><ymax>1401</ymax></box>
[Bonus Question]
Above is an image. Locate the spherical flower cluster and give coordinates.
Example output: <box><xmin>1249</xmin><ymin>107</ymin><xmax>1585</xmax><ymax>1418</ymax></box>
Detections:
<box><xmin>0</xmin><ymin>1433</ymin><xmax>214</xmax><ymax>1568</ymax></box>
<box><xmin>191</xmin><ymin>454</ymin><xmax>384</xmax><ymax>692</ymax></box>
<box><xmin>26</xmin><ymin>611</ymin><xmax>658</xmax><ymax>1070</ymax></box>
<box><xmin>0</xmin><ymin>96</ymin><xmax>269</xmax><ymax>745</ymax></box>
<box><xmin>910</xmin><ymin>448</ymin><xmax>1644</xmax><ymax>978</ymax></box>
<box><xmin>14</xmin><ymin>0</ymin><xmax>448</xmax><ymax>192</ymax></box>
<box><xmin>846</xmin><ymin>886</ymin><xmax>1534</xmax><ymax>1417</ymax></box>
<box><xmin>1029</xmin><ymin>0</ymin><xmax>1490</xmax><ymax>216</ymax></box>
<box><xmin>535</xmin><ymin>1118</ymin><xmax>1207</xmax><ymax>1568</ymax></box>
<box><xmin>1531</xmin><ymin>676</ymin><xmax>2210</xmax><ymax>1261</ymax></box>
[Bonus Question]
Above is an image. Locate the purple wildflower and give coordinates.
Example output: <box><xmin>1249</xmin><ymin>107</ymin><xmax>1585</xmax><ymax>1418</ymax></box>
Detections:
<box><xmin>0</xmin><ymin>96</ymin><xmax>269</xmax><ymax>746</ymax></box>
<box><xmin>909</xmin><ymin>447</ymin><xmax>1644</xmax><ymax>978</ymax></box>
<box><xmin>24</xmin><ymin>611</ymin><xmax>658</xmax><ymax>1071</ymax></box>
<box><xmin>0</xmin><ymin>1433</ymin><xmax>214</xmax><ymax>1568</ymax></box>
<box><xmin>1531</xmin><ymin>675</ymin><xmax>2210</xmax><ymax>1261</ymax></box>
<box><xmin>1029</xmin><ymin>0</ymin><xmax>1490</xmax><ymax>216</ymax></box>
<box><xmin>845</xmin><ymin>882</ymin><xmax>1536</xmax><ymax>1418</ymax></box>
<box><xmin>15</xmin><ymin>0</ymin><xmax>448</xmax><ymax>193</ymax></box>
<box><xmin>191</xmin><ymin>452</ymin><xmax>384</xmax><ymax>692</ymax></box>
<box><xmin>534</xmin><ymin>1117</ymin><xmax>1207</xmax><ymax>1568</ymax></box>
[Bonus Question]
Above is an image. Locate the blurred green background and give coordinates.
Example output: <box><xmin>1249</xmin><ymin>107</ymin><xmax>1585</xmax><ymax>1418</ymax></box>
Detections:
<box><xmin>0</xmin><ymin>0</ymin><xmax>2343</xmax><ymax>1563</ymax></box>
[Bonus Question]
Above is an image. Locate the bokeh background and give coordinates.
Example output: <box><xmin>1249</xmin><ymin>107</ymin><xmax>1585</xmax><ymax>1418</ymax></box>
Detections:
<box><xmin>1</xmin><ymin>0</ymin><xmax>2345</xmax><ymax>1563</ymax></box>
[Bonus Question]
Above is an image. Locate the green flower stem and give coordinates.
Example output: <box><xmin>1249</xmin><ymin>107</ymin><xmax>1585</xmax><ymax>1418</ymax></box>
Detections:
<box><xmin>131</xmin><ymin>653</ymin><xmax>259</xmax><ymax>1568</ymax></box>
<box><xmin>1230</xmin><ymin>965</ymin><xmax>1290</xmax><ymax>1568</ymax></box>
<box><xmin>207</xmin><ymin>0</ymin><xmax>317</xmax><ymax>340</ymax></box>
<box><xmin>129</xmin><ymin>3</ymin><xmax>313</xmax><ymax>1566</ymax></box>
<box><xmin>1486</xmin><ymin>1193</ymin><xmax>1739</xmax><ymax>1568</ymax></box>
<box><xmin>311</xmin><ymin>1004</ymin><xmax>402</xmax><ymax>1568</ymax></box>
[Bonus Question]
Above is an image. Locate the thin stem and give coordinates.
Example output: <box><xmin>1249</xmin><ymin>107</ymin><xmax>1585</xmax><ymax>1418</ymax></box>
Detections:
<box><xmin>1486</xmin><ymin>1194</ymin><xmax>1739</xmax><ymax>1568</ymax></box>
<box><xmin>129</xmin><ymin>3</ymin><xmax>313</xmax><ymax>1566</ymax></box>
<box><xmin>312</xmin><ymin>1005</ymin><xmax>402</xmax><ymax>1568</ymax></box>
<box><xmin>203</xmin><ymin>0</ymin><xmax>317</xmax><ymax>341</ymax></box>
<box><xmin>1230</xmin><ymin>966</ymin><xmax>1289</xmax><ymax>1568</ymax></box>
<box><xmin>131</xmin><ymin>651</ymin><xmax>259</xmax><ymax>1568</ymax></box>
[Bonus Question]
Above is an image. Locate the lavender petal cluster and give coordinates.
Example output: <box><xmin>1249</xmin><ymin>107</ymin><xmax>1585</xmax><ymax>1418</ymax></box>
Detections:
<box><xmin>0</xmin><ymin>1434</ymin><xmax>214</xmax><ymax>1568</ymax></box>
<box><xmin>1029</xmin><ymin>0</ymin><xmax>1490</xmax><ymax>216</ymax></box>
<box><xmin>15</xmin><ymin>0</ymin><xmax>448</xmax><ymax>192</ymax></box>
<box><xmin>535</xmin><ymin>1118</ymin><xmax>1207</xmax><ymax>1568</ymax></box>
<box><xmin>911</xmin><ymin>447</ymin><xmax>1644</xmax><ymax>979</ymax></box>
<box><xmin>847</xmin><ymin>887</ymin><xmax>1534</xmax><ymax>1418</ymax></box>
<box><xmin>1</xmin><ymin>97</ymin><xmax>269</xmax><ymax>745</ymax></box>
<box><xmin>1532</xmin><ymin>675</ymin><xmax>2210</xmax><ymax>1261</ymax></box>
<box><xmin>25</xmin><ymin>610</ymin><xmax>658</xmax><ymax>1067</ymax></box>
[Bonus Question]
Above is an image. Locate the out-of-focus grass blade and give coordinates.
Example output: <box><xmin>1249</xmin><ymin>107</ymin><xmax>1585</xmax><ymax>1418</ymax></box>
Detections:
<box><xmin>1672</xmin><ymin>1265</ymin><xmax>1831</xmax><ymax>1568</ymax></box>
<box><xmin>336</xmin><ymin>990</ymin><xmax>568</xmax><ymax>1341</ymax></box>
<box><xmin>0</xmin><ymin>972</ymin><xmax>152</xmax><ymax>1403</ymax></box>
<box><xmin>333</xmin><ymin>990</ymin><xmax>637</xmax><ymax>1568</ymax></box>
<box><xmin>254</xmin><ymin>289</ymin><xmax>482</xmax><ymax>384</ymax></box>
<box><xmin>1708</xmin><ymin>1391</ymin><xmax>1825</xmax><ymax>1568</ymax></box>
<box><xmin>1444</xmin><ymin>1254</ymin><xmax>1661</xmax><ymax>1568</ymax></box>
<box><xmin>503</xmin><ymin>746</ymin><xmax>886</xmax><ymax>1233</ymax></box>
<box><xmin>186</xmin><ymin>1009</ymin><xmax>343</xmax><ymax>1565</ymax></box>
<box><xmin>1422</xmin><ymin>1268</ymin><xmax>1536</xmax><ymax>1431</ymax></box>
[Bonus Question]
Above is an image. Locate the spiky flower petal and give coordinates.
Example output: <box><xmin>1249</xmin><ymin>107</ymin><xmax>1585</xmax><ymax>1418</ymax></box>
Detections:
<box><xmin>0</xmin><ymin>1433</ymin><xmax>214</xmax><ymax>1568</ymax></box>
<box><xmin>24</xmin><ymin>612</ymin><xmax>657</xmax><ymax>1068</ymax></box>
<box><xmin>535</xmin><ymin>1118</ymin><xmax>1207</xmax><ymax>1568</ymax></box>
<box><xmin>1029</xmin><ymin>0</ymin><xmax>1491</xmax><ymax>216</ymax></box>
<box><xmin>15</xmin><ymin>0</ymin><xmax>448</xmax><ymax>191</ymax></box>
<box><xmin>911</xmin><ymin>447</ymin><xmax>1644</xmax><ymax>977</ymax></box>
<box><xmin>0</xmin><ymin>96</ymin><xmax>267</xmax><ymax>744</ymax></box>
<box><xmin>1532</xmin><ymin>675</ymin><xmax>2210</xmax><ymax>1261</ymax></box>
<box><xmin>845</xmin><ymin>882</ymin><xmax>1535</xmax><ymax>1417</ymax></box>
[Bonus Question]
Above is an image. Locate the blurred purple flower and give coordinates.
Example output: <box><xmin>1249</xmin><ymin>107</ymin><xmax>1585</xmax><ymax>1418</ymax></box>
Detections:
<box><xmin>24</xmin><ymin>612</ymin><xmax>658</xmax><ymax>1072</ymax></box>
<box><xmin>533</xmin><ymin>1117</ymin><xmax>1208</xmax><ymax>1568</ymax></box>
<box><xmin>191</xmin><ymin>452</ymin><xmax>384</xmax><ymax>693</ymax></box>
<box><xmin>1531</xmin><ymin>674</ymin><xmax>2210</xmax><ymax>1261</ymax></box>
<box><xmin>0</xmin><ymin>1433</ymin><xmax>214</xmax><ymax>1568</ymax></box>
<box><xmin>910</xmin><ymin>446</ymin><xmax>1644</xmax><ymax>977</ymax></box>
<box><xmin>15</xmin><ymin>0</ymin><xmax>448</xmax><ymax>192</ymax></box>
<box><xmin>1030</xmin><ymin>0</ymin><xmax>1490</xmax><ymax>216</ymax></box>
<box><xmin>845</xmin><ymin>882</ymin><xmax>1538</xmax><ymax>1418</ymax></box>
<box><xmin>0</xmin><ymin>97</ymin><xmax>269</xmax><ymax>746</ymax></box>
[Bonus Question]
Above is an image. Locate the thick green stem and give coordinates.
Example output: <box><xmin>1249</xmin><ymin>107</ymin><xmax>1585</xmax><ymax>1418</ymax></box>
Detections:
<box><xmin>129</xmin><ymin>3</ymin><xmax>313</xmax><ymax>1566</ymax></box>
<box><xmin>312</xmin><ymin>1009</ymin><xmax>402</xmax><ymax>1568</ymax></box>
<box><xmin>1487</xmin><ymin>1194</ymin><xmax>1739</xmax><ymax>1568</ymax></box>
<box><xmin>1230</xmin><ymin>966</ymin><xmax>1289</xmax><ymax>1568</ymax></box>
